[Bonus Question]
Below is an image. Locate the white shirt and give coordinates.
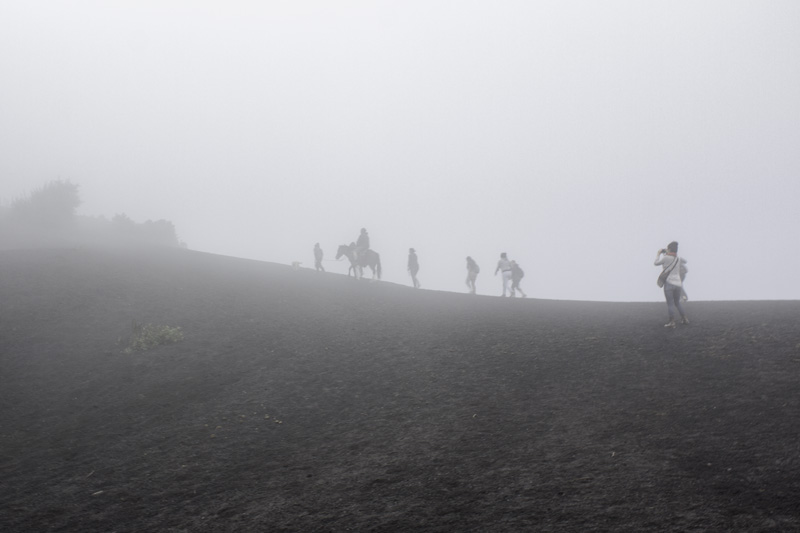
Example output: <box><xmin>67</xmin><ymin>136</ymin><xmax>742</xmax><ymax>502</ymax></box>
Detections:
<box><xmin>495</xmin><ymin>258</ymin><xmax>512</xmax><ymax>274</ymax></box>
<box><xmin>655</xmin><ymin>253</ymin><xmax>687</xmax><ymax>287</ymax></box>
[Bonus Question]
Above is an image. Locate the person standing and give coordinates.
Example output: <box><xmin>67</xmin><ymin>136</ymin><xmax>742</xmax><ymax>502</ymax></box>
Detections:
<box><xmin>510</xmin><ymin>260</ymin><xmax>527</xmax><ymax>298</ymax></box>
<box><xmin>465</xmin><ymin>256</ymin><xmax>480</xmax><ymax>294</ymax></box>
<box><xmin>408</xmin><ymin>248</ymin><xmax>420</xmax><ymax>288</ymax></box>
<box><xmin>655</xmin><ymin>241</ymin><xmax>689</xmax><ymax>328</ymax></box>
<box><xmin>313</xmin><ymin>243</ymin><xmax>325</xmax><ymax>272</ymax></box>
<box><xmin>494</xmin><ymin>252</ymin><xmax>513</xmax><ymax>297</ymax></box>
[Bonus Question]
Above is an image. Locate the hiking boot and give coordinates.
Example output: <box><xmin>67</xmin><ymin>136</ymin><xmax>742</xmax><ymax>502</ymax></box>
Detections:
<box><xmin>664</xmin><ymin>320</ymin><xmax>676</xmax><ymax>328</ymax></box>
<box><xmin>680</xmin><ymin>317</ymin><xmax>690</xmax><ymax>325</ymax></box>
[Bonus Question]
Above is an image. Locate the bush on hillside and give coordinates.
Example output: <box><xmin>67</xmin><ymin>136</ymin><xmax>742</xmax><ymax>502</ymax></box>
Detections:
<box><xmin>112</xmin><ymin>214</ymin><xmax>180</xmax><ymax>247</ymax></box>
<box><xmin>11</xmin><ymin>180</ymin><xmax>81</xmax><ymax>229</ymax></box>
<box><xmin>1</xmin><ymin>180</ymin><xmax>185</xmax><ymax>249</ymax></box>
<box><xmin>123</xmin><ymin>321</ymin><xmax>184</xmax><ymax>354</ymax></box>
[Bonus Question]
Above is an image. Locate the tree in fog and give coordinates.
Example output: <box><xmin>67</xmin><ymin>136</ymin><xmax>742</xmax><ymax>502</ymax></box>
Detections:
<box><xmin>11</xmin><ymin>179</ymin><xmax>81</xmax><ymax>229</ymax></box>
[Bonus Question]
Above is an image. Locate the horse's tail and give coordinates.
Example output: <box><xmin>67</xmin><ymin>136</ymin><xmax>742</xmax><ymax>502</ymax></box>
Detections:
<box><xmin>376</xmin><ymin>253</ymin><xmax>382</xmax><ymax>280</ymax></box>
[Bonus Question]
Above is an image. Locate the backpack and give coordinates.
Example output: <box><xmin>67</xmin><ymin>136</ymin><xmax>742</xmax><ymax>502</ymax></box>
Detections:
<box><xmin>474</xmin><ymin>263</ymin><xmax>480</xmax><ymax>274</ymax></box>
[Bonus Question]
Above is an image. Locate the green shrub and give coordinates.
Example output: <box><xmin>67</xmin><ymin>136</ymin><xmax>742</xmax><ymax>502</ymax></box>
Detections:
<box><xmin>123</xmin><ymin>321</ymin><xmax>184</xmax><ymax>353</ymax></box>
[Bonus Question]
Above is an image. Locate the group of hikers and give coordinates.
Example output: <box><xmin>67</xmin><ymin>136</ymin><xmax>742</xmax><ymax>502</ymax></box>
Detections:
<box><xmin>313</xmin><ymin>230</ymin><xmax>690</xmax><ymax>328</ymax></box>
<box><xmin>311</xmin><ymin>228</ymin><xmax>528</xmax><ymax>297</ymax></box>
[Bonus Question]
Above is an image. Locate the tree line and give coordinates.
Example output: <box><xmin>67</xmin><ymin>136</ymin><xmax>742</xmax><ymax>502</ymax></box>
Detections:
<box><xmin>0</xmin><ymin>180</ymin><xmax>183</xmax><ymax>249</ymax></box>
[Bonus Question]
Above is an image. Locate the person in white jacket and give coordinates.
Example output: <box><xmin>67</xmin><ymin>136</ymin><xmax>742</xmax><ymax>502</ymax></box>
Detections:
<box><xmin>494</xmin><ymin>252</ymin><xmax>513</xmax><ymax>297</ymax></box>
<box><xmin>655</xmin><ymin>241</ymin><xmax>689</xmax><ymax>328</ymax></box>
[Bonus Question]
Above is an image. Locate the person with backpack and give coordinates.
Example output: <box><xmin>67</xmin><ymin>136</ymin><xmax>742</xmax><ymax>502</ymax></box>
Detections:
<box><xmin>655</xmin><ymin>241</ymin><xmax>689</xmax><ymax>328</ymax></box>
<box><xmin>465</xmin><ymin>256</ymin><xmax>480</xmax><ymax>294</ymax></box>
<box><xmin>494</xmin><ymin>252</ymin><xmax>513</xmax><ymax>297</ymax></box>
<box><xmin>510</xmin><ymin>260</ymin><xmax>527</xmax><ymax>298</ymax></box>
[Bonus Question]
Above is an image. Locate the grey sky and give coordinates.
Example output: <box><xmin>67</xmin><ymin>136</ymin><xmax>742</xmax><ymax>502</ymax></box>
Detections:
<box><xmin>2</xmin><ymin>1</ymin><xmax>799</xmax><ymax>301</ymax></box>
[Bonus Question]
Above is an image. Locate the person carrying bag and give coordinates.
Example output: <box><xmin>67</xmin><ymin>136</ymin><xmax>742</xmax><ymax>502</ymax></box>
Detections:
<box><xmin>654</xmin><ymin>241</ymin><xmax>689</xmax><ymax>328</ymax></box>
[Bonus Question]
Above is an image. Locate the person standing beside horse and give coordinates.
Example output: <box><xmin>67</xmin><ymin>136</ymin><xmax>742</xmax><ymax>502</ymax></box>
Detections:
<box><xmin>408</xmin><ymin>248</ymin><xmax>420</xmax><ymax>288</ymax></box>
<box><xmin>655</xmin><ymin>241</ymin><xmax>689</xmax><ymax>328</ymax></box>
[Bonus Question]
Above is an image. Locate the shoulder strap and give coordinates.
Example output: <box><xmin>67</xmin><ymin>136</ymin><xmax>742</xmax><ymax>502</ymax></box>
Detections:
<box><xmin>666</xmin><ymin>256</ymin><xmax>679</xmax><ymax>274</ymax></box>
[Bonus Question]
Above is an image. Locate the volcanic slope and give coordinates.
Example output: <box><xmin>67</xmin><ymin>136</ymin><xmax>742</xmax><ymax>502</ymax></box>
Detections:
<box><xmin>1</xmin><ymin>247</ymin><xmax>799</xmax><ymax>532</ymax></box>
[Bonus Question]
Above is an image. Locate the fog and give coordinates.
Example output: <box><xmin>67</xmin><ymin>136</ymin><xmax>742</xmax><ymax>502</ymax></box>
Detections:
<box><xmin>2</xmin><ymin>1</ymin><xmax>798</xmax><ymax>301</ymax></box>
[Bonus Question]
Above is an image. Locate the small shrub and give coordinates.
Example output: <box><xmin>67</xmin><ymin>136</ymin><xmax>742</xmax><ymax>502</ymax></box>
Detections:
<box><xmin>123</xmin><ymin>320</ymin><xmax>184</xmax><ymax>353</ymax></box>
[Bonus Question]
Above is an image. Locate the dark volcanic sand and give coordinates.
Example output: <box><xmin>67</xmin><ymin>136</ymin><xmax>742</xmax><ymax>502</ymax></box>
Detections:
<box><xmin>1</xmin><ymin>247</ymin><xmax>799</xmax><ymax>532</ymax></box>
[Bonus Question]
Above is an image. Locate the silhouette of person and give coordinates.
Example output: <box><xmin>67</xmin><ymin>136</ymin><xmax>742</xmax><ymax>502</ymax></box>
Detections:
<box><xmin>510</xmin><ymin>260</ymin><xmax>527</xmax><ymax>297</ymax></box>
<box><xmin>355</xmin><ymin>228</ymin><xmax>370</xmax><ymax>261</ymax></box>
<box><xmin>655</xmin><ymin>241</ymin><xmax>689</xmax><ymax>328</ymax></box>
<box><xmin>466</xmin><ymin>256</ymin><xmax>479</xmax><ymax>294</ymax></box>
<box><xmin>313</xmin><ymin>243</ymin><xmax>325</xmax><ymax>272</ymax></box>
<box><xmin>494</xmin><ymin>252</ymin><xmax>513</xmax><ymax>297</ymax></box>
<box><xmin>408</xmin><ymin>248</ymin><xmax>420</xmax><ymax>288</ymax></box>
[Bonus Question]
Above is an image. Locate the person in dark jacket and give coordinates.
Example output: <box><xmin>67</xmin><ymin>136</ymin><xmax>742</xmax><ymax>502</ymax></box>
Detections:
<box><xmin>313</xmin><ymin>243</ymin><xmax>325</xmax><ymax>272</ymax></box>
<box><xmin>408</xmin><ymin>248</ymin><xmax>420</xmax><ymax>288</ymax></box>
<box><xmin>510</xmin><ymin>260</ymin><xmax>526</xmax><ymax>298</ymax></box>
<box><xmin>466</xmin><ymin>256</ymin><xmax>479</xmax><ymax>294</ymax></box>
<box><xmin>355</xmin><ymin>228</ymin><xmax>370</xmax><ymax>257</ymax></box>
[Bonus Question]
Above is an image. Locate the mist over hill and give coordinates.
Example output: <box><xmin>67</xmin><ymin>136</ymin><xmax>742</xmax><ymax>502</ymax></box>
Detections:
<box><xmin>1</xmin><ymin>246</ymin><xmax>798</xmax><ymax>531</ymax></box>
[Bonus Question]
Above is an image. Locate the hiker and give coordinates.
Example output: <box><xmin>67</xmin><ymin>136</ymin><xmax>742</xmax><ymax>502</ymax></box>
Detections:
<box><xmin>510</xmin><ymin>260</ymin><xmax>527</xmax><ymax>298</ymax></box>
<box><xmin>465</xmin><ymin>256</ymin><xmax>480</xmax><ymax>294</ymax></box>
<box><xmin>313</xmin><ymin>243</ymin><xmax>325</xmax><ymax>272</ymax></box>
<box><xmin>355</xmin><ymin>228</ymin><xmax>370</xmax><ymax>262</ymax></box>
<box><xmin>494</xmin><ymin>252</ymin><xmax>513</xmax><ymax>297</ymax></box>
<box><xmin>408</xmin><ymin>248</ymin><xmax>420</xmax><ymax>288</ymax></box>
<box><xmin>655</xmin><ymin>241</ymin><xmax>689</xmax><ymax>328</ymax></box>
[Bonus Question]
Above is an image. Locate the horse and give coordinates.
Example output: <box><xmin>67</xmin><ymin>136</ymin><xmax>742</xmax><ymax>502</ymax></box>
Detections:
<box><xmin>335</xmin><ymin>244</ymin><xmax>382</xmax><ymax>281</ymax></box>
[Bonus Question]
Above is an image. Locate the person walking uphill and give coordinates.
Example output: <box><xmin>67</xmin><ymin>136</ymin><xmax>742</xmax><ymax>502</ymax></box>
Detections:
<box><xmin>313</xmin><ymin>243</ymin><xmax>325</xmax><ymax>272</ymax></box>
<box><xmin>494</xmin><ymin>252</ymin><xmax>513</xmax><ymax>297</ymax></box>
<box><xmin>466</xmin><ymin>256</ymin><xmax>480</xmax><ymax>294</ymax></box>
<box><xmin>408</xmin><ymin>248</ymin><xmax>420</xmax><ymax>288</ymax></box>
<box><xmin>655</xmin><ymin>241</ymin><xmax>689</xmax><ymax>328</ymax></box>
<box><xmin>510</xmin><ymin>260</ymin><xmax>527</xmax><ymax>298</ymax></box>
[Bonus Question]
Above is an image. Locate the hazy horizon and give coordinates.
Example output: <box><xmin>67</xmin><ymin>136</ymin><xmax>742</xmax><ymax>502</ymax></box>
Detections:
<box><xmin>2</xmin><ymin>1</ymin><xmax>798</xmax><ymax>302</ymax></box>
